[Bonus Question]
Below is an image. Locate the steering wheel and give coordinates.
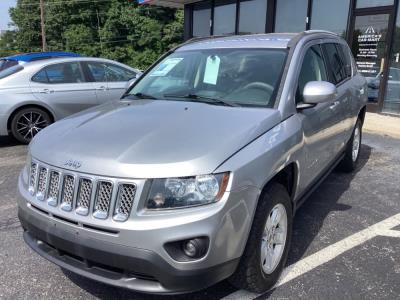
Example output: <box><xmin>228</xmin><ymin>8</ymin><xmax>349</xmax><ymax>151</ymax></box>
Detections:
<box><xmin>241</xmin><ymin>82</ymin><xmax>274</xmax><ymax>94</ymax></box>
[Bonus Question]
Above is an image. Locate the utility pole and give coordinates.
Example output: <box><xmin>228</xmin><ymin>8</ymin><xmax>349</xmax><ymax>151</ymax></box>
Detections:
<box><xmin>39</xmin><ymin>0</ymin><xmax>47</xmax><ymax>51</ymax></box>
<box><xmin>96</xmin><ymin>9</ymin><xmax>103</xmax><ymax>52</ymax></box>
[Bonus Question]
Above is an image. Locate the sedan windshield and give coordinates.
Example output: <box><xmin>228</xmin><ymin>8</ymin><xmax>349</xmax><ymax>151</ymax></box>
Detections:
<box><xmin>129</xmin><ymin>48</ymin><xmax>287</xmax><ymax>107</ymax></box>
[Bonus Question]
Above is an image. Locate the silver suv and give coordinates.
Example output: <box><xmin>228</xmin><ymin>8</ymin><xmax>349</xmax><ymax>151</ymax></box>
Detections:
<box><xmin>18</xmin><ymin>31</ymin><xmax>367</xmax><ymax>294</ymax></box>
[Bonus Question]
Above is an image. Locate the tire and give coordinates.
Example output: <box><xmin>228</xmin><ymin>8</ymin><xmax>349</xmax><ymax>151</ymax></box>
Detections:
<box><xmin>339</xmin><ymin>118</ymin><xmax>362</xmax><ymax>172</ymax></box>
<box><xmin>229</xmin><ymin>183</ymin><xmax>293</xmax><ymax>293</ymax></box>
<box><xmin>10</xmin><ymin>107</ymin><xmax>52</xmax><ymax>144</ymax></box>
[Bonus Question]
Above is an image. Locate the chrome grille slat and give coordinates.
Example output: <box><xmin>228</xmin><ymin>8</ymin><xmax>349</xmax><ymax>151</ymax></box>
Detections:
<box><xmin>29</xmin><ymin>163</ymin><xmax>38</xmax><ymax>195</ymax></box>
<box><xmin>114</xmin><ymin>184</ymin><xmax>136</xmax><ymax>222</ymax></box>
<box><xmin>93</xmin><ymin>181</ymin><xmax>113</xmax><ymax>219</ymax></box>
<box><xmin>47</xmin><ymin>171</ymin><xmax>60</xmax><ymax>206</ymax></box>
<box><xmin>36</xmin><ymin>167</ymin><xmax>48</xmax><ymax>201</ymax></box>
<box><xmin>76</xmin><ymin>178</ymin><xmax>92</xmax><ymax>216</ymax></box>
<box><xmin>60</xmin><ymin>175</ymin><xmax>75</xmax><ymax>212</ymax></box>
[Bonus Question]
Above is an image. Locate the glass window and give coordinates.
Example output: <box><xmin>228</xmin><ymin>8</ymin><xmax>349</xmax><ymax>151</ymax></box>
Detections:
<box><xmin>337</xmin><ymin>44</ymin><xmax>353</xmax><ymax>78</ymax></box>
<box><xmin>193</xmin><ymin>1</ymin><xmax>211</xmax><ymax>37</ymax></box>
<box><xmin>32</xmin><ymin>62</ymin><xmax>85</xmax><ymax>84</ymax></box>
<box><xmin>130</xmin><ymin>48</ymin><xmax>288</xmax><ymax>108</ymax></box>
<box><xmin>297</xmin><ymin>45</ymin><xmax>328</xmax><ymax>103</ymax></box>
<box><xmin>213</xmin><ymin>0</ymin><xmax>236</xmax><ymax>35</ymax></box>
<box><xmin>356</xmin><ymin>0</ymin><xmax>393</xmax><ymax>9</ymax></box>
<box><xmin>86</xmin><ymin>62</ymin><xmax>136</xmax><ymax>82</ymax></box>
<box><xmin>0</xmin><ymin>64</ymin><xmax>23</xmax><ymax>80</ymax></box>
<box><xmin>311</xmin><ymin>0</ymin><xmax>350</xmax><ymax>37</ymax></box>
<box><xmin>0</xmin><ymin>59</ymin><xmax>18</xmax><ymax>72</ymax></box>
<box><xmin>238</xmin><ymin>0</ymin><xmax>267</xmax><ymax>34</ymax></box>
<box><xmin>383</xmin><ymin>6</ymin><xmax>400</xmax><ymax>114</ymax></box>
<box><xmin>275</xmin><ymin>0</ymin><xmax>308</xmax><ymax>33</ymax></box>
<box><xmin>322</xmin><ymin>43</ymin><xmax>347</xmax><ymax>84</ymax></box>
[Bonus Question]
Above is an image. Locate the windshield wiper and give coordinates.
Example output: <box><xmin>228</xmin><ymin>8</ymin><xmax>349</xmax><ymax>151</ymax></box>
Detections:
<box><xmin>127</xmin><ymin>92</ymin><xmax>157</xmax><ymax>100</ymax></box>
<box><xmin>163</xmin><ymin>93</ymin><xmax>239</xmax><ymax>107</ymax></box>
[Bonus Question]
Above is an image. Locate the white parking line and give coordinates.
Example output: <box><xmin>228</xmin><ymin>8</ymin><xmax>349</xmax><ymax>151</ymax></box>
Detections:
<box><xmin>222</xmin><ymin>213</ymin><xmax>400</xmax><ymax>300</ymax></box>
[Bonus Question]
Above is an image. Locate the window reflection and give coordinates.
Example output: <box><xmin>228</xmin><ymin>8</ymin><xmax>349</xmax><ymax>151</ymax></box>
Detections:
<box><xmin>213</xmin><ymin>0</ymin><xmax>236</xmax><ymax>35</ymax></box>
<box><xmin>238</xmin><ymin>0</ymin><xmax>267</xmax><ymax>34</ymax></box>
<box><xmin>275</xmin><ymin>0</ymin><xmax>307</xmax><ymax>33</ymax></box>
<box><xmin>311</xmin><ymin>0</ymin><xmax>350</xmax><ymax>37</ymax></box>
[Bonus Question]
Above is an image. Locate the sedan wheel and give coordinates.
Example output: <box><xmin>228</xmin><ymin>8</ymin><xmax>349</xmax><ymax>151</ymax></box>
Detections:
<box><xmin>11</xmin><ymin>108</ymin><xmax>51</xmax><ymax>144</ymax></box>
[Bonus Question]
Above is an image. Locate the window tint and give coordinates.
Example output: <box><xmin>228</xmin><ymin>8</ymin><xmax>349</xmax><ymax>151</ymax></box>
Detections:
<box><xmin>238</xmin><ymin>0</ymin><xmax>267</xmax><ymax>34</ymax></box>
<box><xmin>322</xmin><ymin>43</ymin><xmax>347</xmax><ymax>84</ymax></box>
<box><xmin>86</xmin><ymin>62</ymin><xmax>136</xmax><ymax>82</ymax></box>
<box><xmin>297</xmin><ymin>45</ymin><xmax>328</xmax><ymax>103</ymax></box>
<box><xmin>32</xmin><ymin>62</ymin><xmax>85</xmax><ymax>84</ymax></box>
<box><xmin>311</xmin><ymin>0</ymin><xmax>350</xmax><ymax>37</ymax></box>
<box><xmin>0</xmin><ymin>64</ymin><xmax>23</xmax><ymax>80</ymax></box>
<box><xmin>213</xmin><ymin>0</ymin><xmax>236</xmax><ymax>35</ymax></box>
<box><xmin>275</xmin><ymin>0</ymin><xmax>308</xmax><ymax>32</ymax></box>
<box><xmin>338</xmin><ymin>44</ymin><xmax>353</xmax><ymax>78</ymax></box>
<box><xmin>193</xmin><ymin>1</ymin><xmax>211</xmax><ymax>37</ymax></box>
<box><xmin>0</xmin><ymin>59</ymin><xmax>18</xmax><ymax>72</ymax></box>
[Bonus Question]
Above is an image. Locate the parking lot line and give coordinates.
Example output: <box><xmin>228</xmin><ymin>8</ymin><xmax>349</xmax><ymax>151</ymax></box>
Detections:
<box><xmin>222</xmin><ymin>213</ymin><xmax>400</xmax><ymax>300</ymax></box>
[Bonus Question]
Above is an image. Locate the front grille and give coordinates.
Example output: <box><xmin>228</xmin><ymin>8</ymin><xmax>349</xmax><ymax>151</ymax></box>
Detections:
<box><xmin>61</xmin><ymin>175</ymin><xmax>75</xmax><ymax>211</ymax></box>
<box><xmin>27</xmin><ymin>160</ymin><xmax>137</xmax><ymax>222</ymax></box>
<box><xmin>93</xmin><ymin>181</ymin><xmax>113</xmax><ymax>219</ymax></box>
<box><xmin>114</xmin><ymin>184</ymin><xmax>136</xmax><ymax>221</ymax></box>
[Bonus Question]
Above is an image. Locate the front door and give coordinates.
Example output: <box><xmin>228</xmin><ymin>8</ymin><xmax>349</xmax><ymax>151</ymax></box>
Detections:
<box><xmin>349</xmin><ymin>10</ymin><xmax>393</xmax><ymax>111</ymax></box>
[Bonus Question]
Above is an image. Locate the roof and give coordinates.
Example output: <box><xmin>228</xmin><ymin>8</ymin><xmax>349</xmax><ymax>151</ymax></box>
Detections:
<box><xmin>176</xmin><ymin>33</ymin><xmax>299</xmax><ymax>51</ymax></box>
<box><xmin>175</xmin><ymin>31</ymin><xmax>341</xmax><ymax>51</ymax></box>
<box><xmin>1</xmin><ymin>51</ymin><xmax>81</xmax><ymax>62</ymax></box>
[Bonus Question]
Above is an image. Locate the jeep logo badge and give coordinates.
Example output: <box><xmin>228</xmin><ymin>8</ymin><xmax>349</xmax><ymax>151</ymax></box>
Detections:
<box><xmin>64</xmin><ymin>159</ymin><xmax>82</xmax><ymax>169</ymax></box>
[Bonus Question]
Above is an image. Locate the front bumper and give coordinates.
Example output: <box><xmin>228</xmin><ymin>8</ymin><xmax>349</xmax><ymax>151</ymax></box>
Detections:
<box><xmin>0</xmin><ymin>114</ymin><xmax>8</xmax><ymax>136</ymax></box>
<box><xmin>18</xmin><ymin>167</ymin><xmax>261</xmax><ymax>294</ymax></box>
<box><xmin>19</xmin><ymin>207</ymin><xmax>239</xmax><ymax>294</ymax></box>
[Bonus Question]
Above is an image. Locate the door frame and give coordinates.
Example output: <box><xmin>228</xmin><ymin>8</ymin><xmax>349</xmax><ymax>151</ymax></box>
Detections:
<box><xmin>348</xmin><ymin>4</ymin><xmax>397</xmax><ymax>112</ymax></box>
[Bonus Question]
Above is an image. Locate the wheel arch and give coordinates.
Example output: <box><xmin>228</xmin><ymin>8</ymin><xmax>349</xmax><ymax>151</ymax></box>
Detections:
<box><xmin>7</xmin><ymin>104</ymin><xmax>56</xmax><ymax>134</ymax></box>
<box><xmin>358</xmin><ymin>105</ymin><xmax>367</xmax><ymax>125</ymax></box>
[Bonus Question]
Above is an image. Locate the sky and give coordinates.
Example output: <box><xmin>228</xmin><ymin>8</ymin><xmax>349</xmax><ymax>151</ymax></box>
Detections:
<box><xmin>0</xmin><ymin>0</ymin><xmax>16</xmax><ymax>31</ymax></box>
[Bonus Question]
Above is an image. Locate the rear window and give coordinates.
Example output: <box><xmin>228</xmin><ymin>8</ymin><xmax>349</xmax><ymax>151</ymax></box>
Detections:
<box><xmin>0</xmin><ymin>64</ymin><xmax>24</xmax><ymax>80</ymax></box>
<box><xmin>0</xmin><ymin>59</ymin><xmax>19</xmax><ymax>72</ymax></box>
<box><xmin>322</xmin><ymin>43</ymin><xmax>347</xmax><ymax>84</ymax></box>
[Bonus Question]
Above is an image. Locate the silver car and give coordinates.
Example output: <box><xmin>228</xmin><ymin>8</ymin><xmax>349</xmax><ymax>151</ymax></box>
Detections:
<box><xmin>18</xmin><ymin>31</ymin><xmax>367</xmax><ymax>294</ymax></box>
<box><xmin>0</xmin><ymin>57</ymin><xmax>140</xmax><ymax>143</ymax></box>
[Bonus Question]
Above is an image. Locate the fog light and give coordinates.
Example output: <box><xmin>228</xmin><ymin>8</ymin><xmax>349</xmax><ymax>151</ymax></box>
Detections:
<box><xmin>182</xmin><ymin>238</ymin><xmax>207</xmax><ymax>258</ymax></box>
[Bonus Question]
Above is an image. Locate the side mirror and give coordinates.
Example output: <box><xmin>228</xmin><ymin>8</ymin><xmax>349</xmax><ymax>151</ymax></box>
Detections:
<box><xmin>302</xmin><ymin>81</ymin><xmax>337</xmax><ymax>105</ymax></box>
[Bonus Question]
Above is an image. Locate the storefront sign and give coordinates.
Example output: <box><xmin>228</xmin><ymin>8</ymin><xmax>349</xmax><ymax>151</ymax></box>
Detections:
<box><xmin>355</xmin><ymin>26</ymin><xmax>382</xmax><ymax>76</ymax></box>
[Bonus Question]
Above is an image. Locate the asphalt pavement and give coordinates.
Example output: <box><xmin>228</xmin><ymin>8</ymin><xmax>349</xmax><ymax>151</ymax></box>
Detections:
<box><xmin>0</xmin><ymin>132</ymin><xmax>399</xmax><ymax>300</ymax></box>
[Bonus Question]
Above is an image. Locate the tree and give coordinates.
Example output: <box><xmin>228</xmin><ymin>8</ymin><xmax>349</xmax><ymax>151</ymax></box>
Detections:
<box><xmin>3</xmin><ymin>0</ymin><xmax>184</xmax><ymax>69</ymax></box>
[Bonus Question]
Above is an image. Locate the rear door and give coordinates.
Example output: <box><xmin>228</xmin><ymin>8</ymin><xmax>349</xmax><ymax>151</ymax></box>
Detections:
<box><xmin>83</xmin><ymin>61</ymin><xmax>138</xmax><ymax>104</ymax></box>
<box><xmin>30</xmin><ymin>62</ymin><xmax>98</xmax><ymax>119</ymax></box>
<box><xmin>321</xmin><ymin>42</ymin><xmax>353</xmax><ymax>153</ymax></box>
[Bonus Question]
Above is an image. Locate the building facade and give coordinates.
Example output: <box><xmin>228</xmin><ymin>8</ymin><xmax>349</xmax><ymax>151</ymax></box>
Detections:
<box><xmin>149</xmin><ymin>0</ymin><xmax>400</xmax><ymax>115</ymax></box>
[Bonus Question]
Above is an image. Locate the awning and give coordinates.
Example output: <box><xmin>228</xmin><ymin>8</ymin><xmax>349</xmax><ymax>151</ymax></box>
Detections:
<box><xmin>138</xmin><ymin>0</ymin><xmax>199</xmax><ymax>8</ymax></box>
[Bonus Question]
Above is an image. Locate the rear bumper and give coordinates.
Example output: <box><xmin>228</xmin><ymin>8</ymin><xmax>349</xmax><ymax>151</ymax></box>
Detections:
<box><xmin>19</xmin><ymin>207</ymin><xmax>239</xmax><ymax>294</ymax></box>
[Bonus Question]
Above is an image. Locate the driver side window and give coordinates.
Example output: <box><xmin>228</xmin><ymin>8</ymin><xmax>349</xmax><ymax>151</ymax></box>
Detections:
<box><xmin>296</xmin><ymin>45</ymin><xmax>328</xmax><ymax>103</ymax></box>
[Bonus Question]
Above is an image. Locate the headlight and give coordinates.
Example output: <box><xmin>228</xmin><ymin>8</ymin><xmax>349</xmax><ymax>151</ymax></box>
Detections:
<box><xmin>146</xmin><ymin>173</ymin><xmax>230</xmax><ymax>210</ymax></box>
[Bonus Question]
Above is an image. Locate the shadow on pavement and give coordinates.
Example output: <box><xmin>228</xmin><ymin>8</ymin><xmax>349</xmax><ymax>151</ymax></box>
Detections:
<box><xmin>0</xmin><ymin>136</ymin><xmax>21</xmax><ymax>148</ymax></box>
<box><xmin>63</xmin><ymin>144</ymin><xmax>372</xmax><ymax>300</ymax></box>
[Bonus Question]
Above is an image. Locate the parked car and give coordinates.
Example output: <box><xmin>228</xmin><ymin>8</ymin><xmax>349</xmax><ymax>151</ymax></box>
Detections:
<box><xmin>18</xmin><ymin>31</ymin><xmax>367</xmax><ymax>294</ymax></box>
<box><xmin>0</xmin><ymin>51</ymin><xmax>81</xmax><ymax>72</ymax></box>
<box><xmin>0</xmin><ymin>57</ymin><xmax>141</xmax><ymax>143</ymax></box>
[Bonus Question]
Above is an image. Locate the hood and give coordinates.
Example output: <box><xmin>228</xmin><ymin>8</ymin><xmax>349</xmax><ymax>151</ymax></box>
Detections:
<box><xmin>30</xmin><ymin>100</ymin><xmax>281</xmax><ymax>178</ymax></box>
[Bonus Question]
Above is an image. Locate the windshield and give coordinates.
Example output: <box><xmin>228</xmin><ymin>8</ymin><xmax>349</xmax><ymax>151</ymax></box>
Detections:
<box><xmin>0</xmin><ymin>64</ymin><xmax>23</xmax><ymax>80</ymax></box>
<box><xmin>129</xmin><ymin>48</ymin><xmax>287</xmax><ymax>107</ymax></box>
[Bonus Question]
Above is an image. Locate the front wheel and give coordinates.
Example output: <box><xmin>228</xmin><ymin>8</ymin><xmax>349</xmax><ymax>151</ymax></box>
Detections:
<box><xmin>229</xmin><ymin>183</ymin><xmax>293</xmax><ymax>293</ymax></box>
<box><xmin>10</xmin><ymin>107</ymin><xmax>52</xmax><ymax>144</ymax></box>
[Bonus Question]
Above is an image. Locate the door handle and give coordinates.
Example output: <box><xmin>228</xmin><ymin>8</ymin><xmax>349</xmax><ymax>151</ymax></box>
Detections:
<box><xmin>329</xmin><ymin>101</ymin><xmax>340</xmax><ymax>110</ymax></box>
<box><xmin>96</xmin><ymin>86</ymin><xmax>108</xmax><ymax>91</ymax></box>
<box><xmin>39</xmin><ymin>89</ymin><xmax>54</xmax><ymax>94</ymax></box>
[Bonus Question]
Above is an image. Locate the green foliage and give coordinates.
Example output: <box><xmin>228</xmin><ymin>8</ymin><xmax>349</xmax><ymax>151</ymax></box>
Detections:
<box><xmin>3</xmin><ymin>0</ymin><xmax>184</xmax><ymax>69</ymax></box>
